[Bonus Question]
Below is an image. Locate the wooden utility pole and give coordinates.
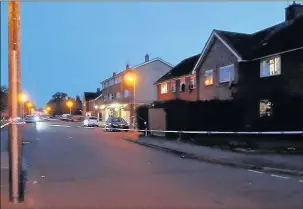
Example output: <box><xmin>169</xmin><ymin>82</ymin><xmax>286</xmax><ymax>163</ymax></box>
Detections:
<box><xmin>8</xmin><ymin>1</ymin><xmax>23</xmax><ymax>203</ymax></box>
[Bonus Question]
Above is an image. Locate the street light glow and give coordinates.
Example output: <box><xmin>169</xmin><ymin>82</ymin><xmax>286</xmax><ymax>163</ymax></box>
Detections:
<box><xmin>26</xmin><ymin>102</ymin><xmax>33</xmax><ymax>108</ymax></box>
<box><xmin>19</xmin><ymin>93</ymin><xmax>28</xmax><ymax>102</ymax></box>
<box><xmin>125</xmin><ymin>73</ymin><xmax>135</xmax><ymax>83</ymax></box>
<box><xmin>66</xmin><ymin>100</ymin><xmax>73</xmax><ymax>108</ymax></box>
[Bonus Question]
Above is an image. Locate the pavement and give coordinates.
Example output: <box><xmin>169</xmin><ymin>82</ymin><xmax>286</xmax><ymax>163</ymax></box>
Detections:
<box><xmin>122</xmin><ymin>135</ymin><xmax>303</xmax><ymax>176</ymax></box>
<box><xmin>1</xmin><ymin>121</ymin><xmax>303</xmax><ymax>209</ymax></box>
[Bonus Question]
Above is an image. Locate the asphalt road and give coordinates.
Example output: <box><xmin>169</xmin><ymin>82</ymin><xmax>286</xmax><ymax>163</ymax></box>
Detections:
<box><xmin>2</xmin><ymin>121</ymin><xmax>303</xmax><ymax>209</ymax></box>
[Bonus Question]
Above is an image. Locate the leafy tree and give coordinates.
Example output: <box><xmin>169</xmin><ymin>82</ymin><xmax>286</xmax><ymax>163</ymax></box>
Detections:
<box><xmin>0</xmin><ymin>85</ymin><xmax>8</xmax><ymax>113</ymax></box>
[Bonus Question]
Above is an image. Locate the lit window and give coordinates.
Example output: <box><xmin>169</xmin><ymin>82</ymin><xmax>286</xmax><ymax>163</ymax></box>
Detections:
<box><xmin>116</xmin><ymin>92</ymin><xmax>121</xmax><ymax>98</ymax></box>
<box><xmin>171</xmin><ymin>81</ymin><xmax>176</xmax><ymax>92</ymax></box>
<box><xmin>189</xmin><ymin>76</ymin><xmax>196</xmax><ymax>89</ymax></box>
<box><xmin>179</xmin><ymin>78</ymin><xmax>186</xmax><ymax>92</ymax></box>
<box><xmin>204</xmin><ymin>70</ymin><xmax>213</xmax><ymax>86</ymax></box>
<box><xmin>219</xmin><ymin>64</ymin><xmax>235</xmax><ymax>83</ymax></box>
<box><xmin>260</xmin><ymin>99</ymin><xmax>272</xmax><ymax>117</ymax></box>
<box><xmin>161</xmin><ymin>83</ymin><xmax>168</xmax><ymax>94</ymax></box>
<box><xmin>260</xmin><ymin>56</ymin><xmax>281</xmax><ymax>77</ymax></box>
<box><xmin>124</xmin><ymin>90</ymin><xmax>129</xmax><ymax>97</ymax></box>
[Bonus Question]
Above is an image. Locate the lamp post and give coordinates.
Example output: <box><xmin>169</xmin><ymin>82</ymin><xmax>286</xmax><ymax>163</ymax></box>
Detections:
<box><xmin>26</xmin><ymin>102</ymin><xmax>33</xmax><ymax>115</ymax></box>
<box><xmin>66</xmin><ymin>100</ymin><xmax>73</xmax><ymax>115</ymax></box>
<box><xmin>125</xmin><ymin>73</ymin><xmax>136</xmax><ymax>128</ymax></box>
<box><xmin>8</xmin><ymin>1</ymin><xmax>22</xmax><ymax>203</ymax></box>
<box><xmin>19</xmin><ymin>93</ymin><xmax>28</xmax><ymax>118</ymax></box>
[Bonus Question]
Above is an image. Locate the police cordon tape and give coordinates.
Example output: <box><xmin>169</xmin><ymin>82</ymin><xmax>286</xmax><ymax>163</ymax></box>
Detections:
<box><xmin>89</xmin><ymin>126</ymin><xmax>303</xmax><ymax>135</ymax></box>
<box><xmin>2</xmin><ymin>122</ymin><xmax>303</xmax><ymax>135</ymax></box>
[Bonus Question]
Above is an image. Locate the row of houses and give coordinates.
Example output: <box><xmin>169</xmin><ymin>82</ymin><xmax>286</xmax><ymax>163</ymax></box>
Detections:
<box><xmin>83</xmin><ymin>2</ymin><xmax>303</xmax><ymax>128</ymax></box>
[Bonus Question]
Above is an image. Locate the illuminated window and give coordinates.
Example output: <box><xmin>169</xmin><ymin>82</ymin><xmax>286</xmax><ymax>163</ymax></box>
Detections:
<box><xmin>180</xmin><ymin>78</ymin><xmax>186</xmax><ymax>92</ymax></box>
<box><xmin>260</xmin><ymin>99</ymin><xmax>273</xmax><ymax>117</ymax></box>
<box><xmin>260</xmin><ymin>56</ymin><xmax>281</xmax><ymax>77</ymax></box>
<box><xmin>204</xmin><ymin>70</ymin><xmax>213</xmax><ymax>86</ymax></box>
<box><xmin>189</xmin><ymin>76</ymin><xmax>196</xmax><ymax>89</ymax></box>
<box><xmin>116</xmin><ymin>92</ymin><xmax>121</xmax><ymax>98</ymax></box>
<box><xmin>219</xmin><ymin>64</ymin><xmax>235</xmax><ymax>83</ymax></box>
<box><xmin>161</xmin><ymin>83</ymin><xmax>168</xmax><ymax>94</ymax></box>
<box><xmin>171</xmin><ymin>81</ymin><xmax>176</xmax><ymax>92</ymax></box>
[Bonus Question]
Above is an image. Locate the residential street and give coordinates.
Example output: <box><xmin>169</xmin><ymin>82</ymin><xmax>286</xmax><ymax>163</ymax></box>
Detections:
<box><xmin>1</xmin><ymin>121</ymin><xmax>303</xmax><ymax>209</ymax></box>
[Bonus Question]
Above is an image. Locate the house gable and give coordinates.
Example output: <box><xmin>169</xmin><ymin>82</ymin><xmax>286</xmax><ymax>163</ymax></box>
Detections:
<box><xmin>192</xmin><ymin>30</ymin><xmax>243</xmax><ymax>74</ymax></box>
<box><xmin>196</xmin><ymin>36</ymin><xmax>239</xmax><ymax>101</ymax></box>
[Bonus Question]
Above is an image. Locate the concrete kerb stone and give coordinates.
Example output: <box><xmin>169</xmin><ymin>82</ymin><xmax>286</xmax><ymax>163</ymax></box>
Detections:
<box><xmin>122</xmin><ymin>137</ymin><xmax>303</xmax><ymax>177</ymax></box>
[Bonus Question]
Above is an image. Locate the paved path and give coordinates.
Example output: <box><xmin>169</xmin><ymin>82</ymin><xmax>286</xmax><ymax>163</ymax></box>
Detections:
<box><xmin>1</xmin><ymin>122</ymin><xmax>303</xmax><ymax>209</ymax></box>
<box><xmin>128</xmin><ymin>136</ymin><xmax>303</xmax><ymax>172</ymax></box>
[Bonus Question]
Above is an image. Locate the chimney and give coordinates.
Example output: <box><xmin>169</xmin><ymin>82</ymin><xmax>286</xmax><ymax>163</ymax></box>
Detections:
<box><xmin>113</xmin><ymin>72</ymin><xmax>116</xmax><ymax>77</ymax></box>
<box><xmin>145</xmin><ymin>54</ymin><xmax>149</xmax><ymax>62</ymax></box>
<box><xmin>285</xmin><ymin>1</ymin><xmax>303</xmax><ymax>21</ymax></box>
<box><xmin>97</xmin><ymin>88</ymin><xmax>100</xmax><ymax>93</ymax></box>
<box><xmin>126</xmin><ymin>64</ymin><xmax>130</xmax><ymax>69</ymax></box>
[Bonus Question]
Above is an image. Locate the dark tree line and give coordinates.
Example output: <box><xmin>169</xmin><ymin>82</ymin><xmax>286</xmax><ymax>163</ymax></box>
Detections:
<box><xmin>46</xmin><ymin>92</ymin><xmax>82</xmax><ymax>116</ymax></box>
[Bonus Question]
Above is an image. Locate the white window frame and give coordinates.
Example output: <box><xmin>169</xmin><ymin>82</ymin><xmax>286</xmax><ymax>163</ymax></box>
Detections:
<box><xmin>171</xmin><ymin>81</ymin><xmax>176</xmax><ymax>92</ymax></box>
<box><xmin>160</xmin><ymin>83</ymin><xmax>168</xmax><ymax>94</ymax></box>
<box><xmin>124</xmin><ymin>89</ymin><xmax>129</xmax><ymax>98</ymax></box>
<box><xmin>179</xmin><ymin>78</ymin><xmax>186</xmax><ymax>92</ymax></box>
<box><xmin>204</xmin><ymin>70</ymin><xmax>214</xmax><ymax>86</ymax></box>
<box><xmin>189</xmin><ymin>76</ymin><xmax>196</xmax><ymax>89</ymax></box>
<box><xmin>260</xmin><ymin>56</ymin><xmax>281</xmax><ymax>78</ymax></box>
<box><xmin>219</xmin><ymin>64</ymin><xmax>235</xmax><ymax>83</ymax></box>
<box><xmin>116</xmin><ymin>92</ymin><xmax>120</xmax><ymax>98</ymax></box>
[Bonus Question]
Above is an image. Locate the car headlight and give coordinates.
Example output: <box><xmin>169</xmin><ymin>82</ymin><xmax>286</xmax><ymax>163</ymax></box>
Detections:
<box><xmin>34</xmin><ymin>116</ymin><xmax>39</xmax><ymax>121</ymax></box>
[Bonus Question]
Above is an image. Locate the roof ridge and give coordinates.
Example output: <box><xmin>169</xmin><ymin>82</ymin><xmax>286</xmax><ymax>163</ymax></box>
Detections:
<box><xmin>215</xmin><ymin>29</ymin><xmax>251</xmax><ymax>36</ymax></box>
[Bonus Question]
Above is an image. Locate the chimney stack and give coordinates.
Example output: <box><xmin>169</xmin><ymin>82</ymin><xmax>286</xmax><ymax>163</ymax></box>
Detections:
<box><xmin>285</xmin><ymin>1</ymin><xmax>303</xmax><ymax>21</ymax></box>
<box><xmin>97</xmin><ymin>88</ymin><xmax>100</xmax><ymax>93</ymax></box>
<box><xmin>126</xmin><ymin>64</ymin><xmax>130</xmax><ymax>69</ymax></box>
<box><xmin>113</xmin><ymin>72</ymin><xmax>116</xmax><ymax>77</ymax></box>
<box><xmin>145</xmin><ymin>54</ymin><xmax>149</xmax><ymax>62</ymax></box>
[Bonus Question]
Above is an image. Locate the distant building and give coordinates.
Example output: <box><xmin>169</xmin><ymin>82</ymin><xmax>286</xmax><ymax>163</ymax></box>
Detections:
<box><xmin>96</xmin><ymin>54</ymin><xmax>173</xmax><ymax>126</ymax></box>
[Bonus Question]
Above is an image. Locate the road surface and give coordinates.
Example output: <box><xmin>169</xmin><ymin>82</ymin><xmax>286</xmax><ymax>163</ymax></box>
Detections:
<box><xmin>2</xmin><ymin>121</ymin><xmax>303</xmax><ymax>209</ymax></box>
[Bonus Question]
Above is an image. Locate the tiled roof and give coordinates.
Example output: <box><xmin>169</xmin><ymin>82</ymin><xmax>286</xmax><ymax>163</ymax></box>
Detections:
<box><xmin>84</xmin><ymin>92</ymin><xmax>98</xmax><ymax>101</ymax></box>
<box><xmin>155</xmin><ymin>54</ymin><xmax>200</xmax><ymax>84</ymax></box>
<box><xmin>215</xmin><ymin>15</ymin><xmax>303</xmax><ymax>60</ymax></box>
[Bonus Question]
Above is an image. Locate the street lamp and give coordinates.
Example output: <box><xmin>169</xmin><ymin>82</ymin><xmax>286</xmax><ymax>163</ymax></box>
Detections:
<box><xmin>66</xmin><ymin>100</ymin><xmax>73</xmax><ymax>115</ymax></box>
<box><xmin>125</xmin><ymin>73</ymin><xmax>136</xmax><ymax>128</ymax></box>
<box><xmin>26</xmin><ymin>102</ymin><xmax>33</xmax><ymax>115</ymax></box>
<box><xmin>19</xmin><ymin>93</ymin><xmax>28</xmax><ymax>118</ymax></box>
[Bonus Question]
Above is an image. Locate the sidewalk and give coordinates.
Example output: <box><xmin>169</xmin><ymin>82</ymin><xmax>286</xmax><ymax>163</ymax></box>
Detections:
<box><xmin>123</xmin><ymin>134</ymin><xmax>303</xmax><ymax>176</ymax></box>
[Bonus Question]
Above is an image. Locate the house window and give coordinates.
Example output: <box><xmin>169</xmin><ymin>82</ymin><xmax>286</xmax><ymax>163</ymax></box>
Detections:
<box><xmin>124</xmin><ymin>90</ymin><xmax>129</xmax><ymax>97</ymax></box>
<box><xmin>219</xmin><ymin>64</ymin><xmax>235</xmax><ymax>83</ymax></box>
<box><xmin>161</xmin><ymin>83</ymin><xmax>168</xmax><ymax>94</ymax></box>
<box><xmin>189</xmin><ymin>76</ymin><xmax>196</xmax><ymax>89</ymax></box>
<box><xmin>179</xmin><ymin>78</ymin><xmax>186</xmax><ymax>92</ymax></box>
<box><xmin>260</xmin><ymin>99</ymin><xmax>272</xmax><ymax>117</ymax></box>
<box><xmin>204</xmin><ymin>70</ymin><xmax>214</xmax><ymax>86</ymax></box>
<box><xmin>171</xmin><ymin>81</ymin><xmax>176</xmax><ymax>92</ymax></box>
<box><xmin>260</xmin><ymin>56</ymin><xmax>281</xmax><ymax>77</ymax></box>
<box><xmin>116</xmin><ymin>92</ymin><xmax>121</xmax><ymax>98</ymax></box>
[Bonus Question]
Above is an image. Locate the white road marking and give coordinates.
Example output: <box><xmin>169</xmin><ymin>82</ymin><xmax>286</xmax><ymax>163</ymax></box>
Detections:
<box><xmin>248</xmin><ymin>169</ymin><xmax>263</xmax><ymax>174</ymax></box>
<box><xmin>270</xmin><ymin>174</ymin><xmax>290</xmax><ymax>179</ymax></box>
<box><xmin>33</xmin><ymin>181</ymin><xmax>38</xmax><ymax>184</ymax></box>
<box><xmin>299</xmin><ymin>180</ymin><xmax>303</xmax><ymax>183</ymax></box>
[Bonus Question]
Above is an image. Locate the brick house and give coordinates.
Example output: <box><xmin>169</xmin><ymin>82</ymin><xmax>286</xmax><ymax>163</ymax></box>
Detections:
<box><xmin>192</xmin><ymin>2</ymin><xmax>303</xmax><ymax>116</ymax></box>
<box><xmin>96</xmin><ymin>54</ymin><xmax>173</xmax><ymax>126</ymax></box>
<box><xmin>154</xmin><ymin>54</ymin><xmax>200</xmax><ymax>101</ymax></box>
<box><xmin>82</xmin><ymin>91</ymin><xmax>100</xmax><ymax>117</ymax></box>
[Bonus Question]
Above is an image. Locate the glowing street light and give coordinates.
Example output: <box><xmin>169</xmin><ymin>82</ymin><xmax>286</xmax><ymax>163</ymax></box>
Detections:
<box><xmin>18</xmin><ymin>93</ymin><xmax>28</xmax><ymax>103</ymax></box>
<box><xmin>66</xmin><ymin>100</ymin><xmax>73</xmax><ymax>115</ymax></box>
<box><xmin>46</xmin><ymin>106</ymin><xmax>51</xmax><ymax>111</ymax></box>
<box><xmin>124</xmin><ymin>73</ymin><xmax>136</xmax><ymax>128</ymax></box>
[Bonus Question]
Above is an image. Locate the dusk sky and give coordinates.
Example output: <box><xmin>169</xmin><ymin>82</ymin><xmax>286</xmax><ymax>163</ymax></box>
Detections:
<box><xmin>1</xmin><ymin>2</ymin><xmax>288</xmax><ymax>107</ymax></box>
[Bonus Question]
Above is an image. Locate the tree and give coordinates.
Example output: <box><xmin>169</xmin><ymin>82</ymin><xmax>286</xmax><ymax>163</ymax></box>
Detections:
<box><xmin>0</xmin><ymin>85</ymin><xmax>8</xmax><ymax>113</ymax></box>
<box><xmin>46</xmin><ymin>92</ymin><xmax>69</xmax><ymax>116</ymax></box>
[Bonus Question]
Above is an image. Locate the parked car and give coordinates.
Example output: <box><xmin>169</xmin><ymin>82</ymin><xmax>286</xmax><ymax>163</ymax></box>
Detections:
<box><xmin>61</xmin><ymin>114</ymin><xmax>73</xmax><ymax>121</ymax></box>
<box><xmin>83</xmin><ymin>116</ymin><xmax>99</xmax><ymax>127</ymax></box>
<box><xmin>104</xmin><ymin>117</ymin><xmax>129</xmax><ymax>132</ymax></box>
<box><xmin>24</xmin><ymin>115</ymin><xmax>40</xmax><ymax>123</ymax></box>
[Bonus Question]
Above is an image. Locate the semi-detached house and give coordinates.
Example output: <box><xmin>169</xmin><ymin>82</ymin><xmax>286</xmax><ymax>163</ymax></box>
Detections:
<box><xmin>156</xmin><ymin>3</ymin><xmax>303</xmax><ymax>107</ymax></box>
<box><xmin>192</xmin><ymin>2</ymin><xmax>303</xmax><ymax>120</ymax></box>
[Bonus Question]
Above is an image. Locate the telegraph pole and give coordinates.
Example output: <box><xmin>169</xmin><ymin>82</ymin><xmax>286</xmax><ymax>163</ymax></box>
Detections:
<box><xmin>8</xmin><ymin>1</ymin><xmax>23</xmax><ymax>203</ymax></box>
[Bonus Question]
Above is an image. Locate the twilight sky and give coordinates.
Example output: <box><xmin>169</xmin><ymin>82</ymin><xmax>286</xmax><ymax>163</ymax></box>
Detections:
<box><xmin>1</xmin><ymin>2</ymin><xmax>288</xmax><ymax>107</ymax></box>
